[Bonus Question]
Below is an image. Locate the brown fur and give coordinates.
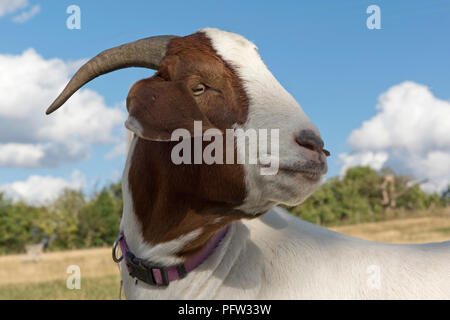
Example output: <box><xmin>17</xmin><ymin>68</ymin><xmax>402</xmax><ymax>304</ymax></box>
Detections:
<box><xmin>127</xmin><ymin>32</ymin><xmax>260</xmax><ymax>259</ymax></box>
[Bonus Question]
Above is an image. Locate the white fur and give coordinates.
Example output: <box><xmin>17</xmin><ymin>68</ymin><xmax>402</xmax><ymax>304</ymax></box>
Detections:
<box><xmin>125</xmin><ymin>116</ymin><xmax>145</xmax><ymax>139</ymax></box>
<box><xmin>201</xmin><ymin>28</ymin><xmax>324</xmax><ymax>214</ymax></box>
<box><xmin>122</xmin><ymin>206</ymin><xmax>450</xmax><ymax>299</ymax></box>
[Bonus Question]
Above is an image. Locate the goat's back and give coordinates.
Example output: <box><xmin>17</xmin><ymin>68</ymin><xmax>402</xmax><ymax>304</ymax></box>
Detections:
<box><xmin>233</xmin><ymin>207</ymin><xmax>450</xmax><ymax>299</ymax></box>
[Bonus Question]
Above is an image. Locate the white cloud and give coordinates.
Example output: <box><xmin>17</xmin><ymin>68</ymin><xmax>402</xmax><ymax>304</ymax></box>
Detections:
<box><xmin>338</xmin><ymin>151</ymin><xmax>389</xmax><ymax>176</ymax></box>
<box><xmin>0</xmin><ymin>171</ymin><xmax>86</xmax><ymax>204</ymax></box>
<box><xmin>105</xmin><ymin>126</ymin><xmax>131</xmax><ymax>160</ymax></box>
<box><xmin>409</xmin><ymin>151</ymin><xmax>450</xmax><ymax>193</ymax></box>
<box><xmin>0</xmin><ymin>48</ymin><xmax>127</xmax><ymax>168</ymax></box>
<box><xmin>105</xmin><ymin>140</ymin><xmax>127</xmax><ymax>160</ymax></box>
<box><xmin>110</xmin><ymin>169</ymin><xmax>122</xmax><ymax>183</ymax></box>
<box><xmin>0</xmin><ymin>0</ymin><xmax>39</xmax><ymax>22</ymax></box>
<box><xmin>0</xmin><ymin>143</ymin><xmax>44</xmax><ymax>167</ymax></box>
<box><xmin>0</xmin><ymin>0</ymin><xmax>28</xmax><ymax>17</ymax></box>
<box><xmin>340</xmin><ymin>81</ymin><xmax>450</xmax><ymax>193</ymax></box>
<box><xmin>12</xmin><ymin>3</ymin><xmax>39</xmax><ymax>23</ymax></box>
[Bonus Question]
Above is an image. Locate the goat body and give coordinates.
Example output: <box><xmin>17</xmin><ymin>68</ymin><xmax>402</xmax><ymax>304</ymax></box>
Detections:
<box><xmin>122</xmin><ymin>206</ymin><xmax>450</xmax><ymax>299</ymax></box>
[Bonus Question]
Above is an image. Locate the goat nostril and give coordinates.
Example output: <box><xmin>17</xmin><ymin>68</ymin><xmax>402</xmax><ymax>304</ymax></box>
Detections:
<box><xmin>296</xmin><ymin>140</ymin><xmax>316</xmax><ymax>152</ymax></box>
<box><xmin>296</xmin><ymin>130</ymin><xmax>329</xmax><ymax>156</ymax></box>
<box><xmin>296</xmin><ymin>138</ymin><xmax>330</xmax><ymax>157</ymax></box>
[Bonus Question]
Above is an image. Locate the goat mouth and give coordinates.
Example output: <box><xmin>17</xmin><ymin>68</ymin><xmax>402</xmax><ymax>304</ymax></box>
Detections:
<box><xmin>258</xmin><ymin>163</ymin><xmax>324</xmax><ymax>181</ymax></box>
<box><xmin>278</xmin><ymin>167</ymin><xmax>323</xmax><ymax>181</ymax></box>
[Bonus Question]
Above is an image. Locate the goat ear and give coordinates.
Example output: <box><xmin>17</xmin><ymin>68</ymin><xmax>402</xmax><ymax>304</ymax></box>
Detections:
<box><xmin>125</xmin><ymin>77</ymin><xmax>217</xmax><ymax>141</ymax></box>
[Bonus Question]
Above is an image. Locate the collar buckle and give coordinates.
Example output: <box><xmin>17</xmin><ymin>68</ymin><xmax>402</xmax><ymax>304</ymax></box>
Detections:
<box><xmin>112</xmin><ymin>233</ymin><xmax>124</xmax><ymax>263</ymax></box>
<box><xmin>125</xmin><ymin>251</ymin><xmax>170</xmax><ymax>286</ymax></box>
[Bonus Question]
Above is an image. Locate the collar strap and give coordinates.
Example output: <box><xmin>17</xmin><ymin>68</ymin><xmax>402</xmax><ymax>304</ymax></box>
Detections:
<box><xmin>114</xmin><ymin>226</ymin><xmax>229</xmax><ymax>287</ymax></box>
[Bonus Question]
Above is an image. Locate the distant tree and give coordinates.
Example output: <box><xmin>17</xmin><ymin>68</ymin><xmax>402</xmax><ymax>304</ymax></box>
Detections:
<box><xmin>108</xmin><ymin>181</ymin><xmax>122</xmax><ymax>201</ymax></box>
<box><xmin>284</xmin><ymin>166</ymin><xmax>444</xmax><ymax>226</ymax></box>
<box><xmin>108</xmin><ymin>181</ymin><xmax>123</xmax><ymax>215</ymax></box>
<box><xmin>0</xmin><ymin>194</ymin><xmax>37</xmax><ymax>254</ymax></box>
<box><xmin>78</xmin><ymin>188</ymin><xmax>120</xmax><ymax>247</ymax></box>
<box><xmin>343</xmin><ymin>166</ymin><xmax>383</xmax><ymax>218</ymax></box>
<box><xmin>38</xmin><ymin>189</ymin><xmax>85</xmax><ymax>250</ymax></box>
<box><xmin>396</xmin><ymin>184</ymin><xmax>429</xmax><ymax>210</ymax></box>
<box><xmin>442</xmin><ymin>185</ymin><xmax>450</xmax><ymax>205</ymax></box>
<box><xmin>287</xmin><ymin>178</ymin><xmax>340</xmax><ymax>225</ymax></box>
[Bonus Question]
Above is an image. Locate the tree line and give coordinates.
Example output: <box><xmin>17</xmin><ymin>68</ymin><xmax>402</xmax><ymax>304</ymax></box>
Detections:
<box><xmin>285</xmin><ymin>166</ymin><xmax>449</xmax><ymax>226</ymax></box>
<box><xmin>0</xmin><ymin>166</ymin><xmax>448</xmax><ymax>254</ymax></box>
<box><xmin>0</xmin><ymin>183</ymin><xmax>122</xmax><ymax>254</ymax></box>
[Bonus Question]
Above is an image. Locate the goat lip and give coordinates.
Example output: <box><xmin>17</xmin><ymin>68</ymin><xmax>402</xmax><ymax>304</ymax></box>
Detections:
<box><xmin>257</xmin><ymin>163</ymin><xmax>325</xmax><ymax>181</ymax></box>
<box><xmin>278</xmin><ymin>167</ymin><xmax>324</xmax><ymax>181</ymax></box>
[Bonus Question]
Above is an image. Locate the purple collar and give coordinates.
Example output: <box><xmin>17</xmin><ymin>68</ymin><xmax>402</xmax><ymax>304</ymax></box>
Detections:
<box><xmin>113</xmin><ymin>226</ymin><xmax>229</xmax><ymax>286</ymax></box>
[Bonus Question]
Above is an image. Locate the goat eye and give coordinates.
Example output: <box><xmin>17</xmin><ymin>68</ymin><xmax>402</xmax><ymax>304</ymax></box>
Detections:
<box><xmin>192</xmin><ymin>83</ymin><xmax>206</xmax><ymax>96</ymax></box>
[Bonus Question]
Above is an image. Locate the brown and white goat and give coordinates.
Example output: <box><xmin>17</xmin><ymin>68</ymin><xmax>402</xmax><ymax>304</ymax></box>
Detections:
<box><xmin>47</xmin><ymin>28</ymin><xmax>449</xmax><ymax>299</ymax></box>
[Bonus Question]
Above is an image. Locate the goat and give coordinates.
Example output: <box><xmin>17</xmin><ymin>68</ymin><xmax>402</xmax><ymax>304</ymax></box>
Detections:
<box><xmin>47</xmin><ymin>28</ymin><xmax>450</xmax><ymax>299</ymax></box>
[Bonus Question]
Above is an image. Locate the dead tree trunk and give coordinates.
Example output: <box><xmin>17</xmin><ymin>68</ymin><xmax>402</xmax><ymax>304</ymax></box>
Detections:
<box><xmin>381</xmin><ymin>174</ymin><xmax>428</xmax><ymax>213</ymax></box>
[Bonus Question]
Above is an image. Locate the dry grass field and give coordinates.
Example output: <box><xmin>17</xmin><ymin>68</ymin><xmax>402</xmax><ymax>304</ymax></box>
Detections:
<box><xmin>331</xmin><ymin>215</ymin><xmax>450</xmax><ymax>244</ymax></box>
<box><xmin>0</xmin><ymin>247</ymin><xmax>121</xmax><ymax>299</ymax></box>
<box><xmin>0</xmin><ymin>214</ymin><xmax>449</xmax><ymax>299</ymax></box>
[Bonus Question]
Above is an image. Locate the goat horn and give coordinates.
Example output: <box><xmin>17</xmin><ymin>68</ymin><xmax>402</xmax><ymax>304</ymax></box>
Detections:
<box><xmin>46</xmin><ymin>35</ymin><xmax>178</xmax><ymax>115</ymax></box>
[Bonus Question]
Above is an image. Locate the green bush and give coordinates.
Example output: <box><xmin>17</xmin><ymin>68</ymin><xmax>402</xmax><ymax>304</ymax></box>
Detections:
<box><xmin>78</xmin><ymin>189</ymin><xmax>121</xmax><ymax>248</ymax></box>
<box><xmin>0</xmin><ymin>195</ymin><xmax>39</xmax><ymax>254</ymax></box>
<box><xmin>285</xmin><ymin>166</ymin><xmax>446</xmax><ymax>226</ymax></box>
<box><xmin>0</xmin><ymin>182</ymin><xmax>123</xmax><ymax>254</ymax></box>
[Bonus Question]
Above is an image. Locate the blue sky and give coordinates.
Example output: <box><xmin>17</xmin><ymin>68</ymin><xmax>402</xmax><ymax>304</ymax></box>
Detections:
<box><xmin>1</xmin><ymin>0</ymin><xmax>449</xmax><ymax>202</ymax></box>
